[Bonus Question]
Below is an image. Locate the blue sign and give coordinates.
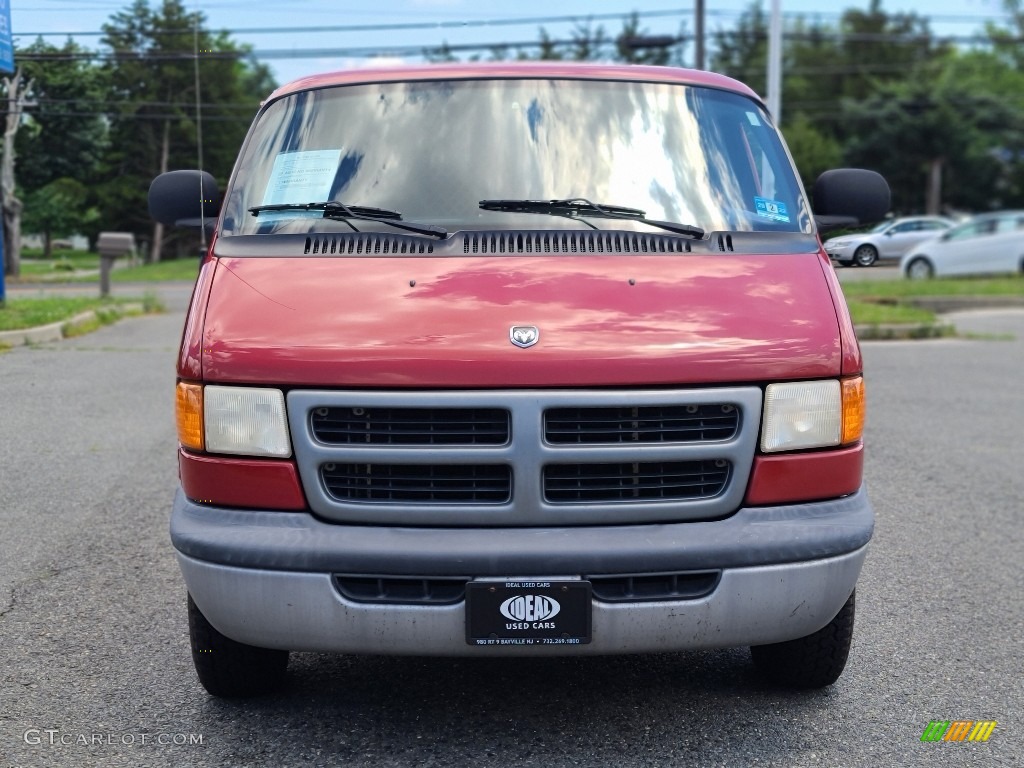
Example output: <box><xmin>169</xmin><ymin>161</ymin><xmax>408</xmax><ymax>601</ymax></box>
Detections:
<box><xmin>0</xmin><ymin>0</ymin><xmax>12</xmax><ymax>74</ymax></box>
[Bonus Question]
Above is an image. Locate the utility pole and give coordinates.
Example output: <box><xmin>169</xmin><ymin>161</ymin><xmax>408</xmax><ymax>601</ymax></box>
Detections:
<box><xmin>694</xmin><ymin>0</ymin><xmax>705</xmax><ymax>70</ymax></box>
<box><xmin>0</xmin><ymin>0</ymin><xmax>14</xmax><ymax>305</ymax></box>
<box><xmin>1</xmin><ymin>66</ymin><xmax>31</xmax><ymax>282</ymax></box>
<box><xmin>767</xmin><ymin>0</ymin><xmax>782</xmax><ymax>122</ymax></box>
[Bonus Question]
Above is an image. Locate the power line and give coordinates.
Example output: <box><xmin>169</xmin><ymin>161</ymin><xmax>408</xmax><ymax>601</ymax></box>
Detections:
<box><xmin>14</xmin><ymin>30</ymin><xmax>1018</xmax><ymax>64</ymax></box>
<box><xmin>16</xmin><ymin>7</ymin><xmax>1014</xmax><ymax>39</ymax></box>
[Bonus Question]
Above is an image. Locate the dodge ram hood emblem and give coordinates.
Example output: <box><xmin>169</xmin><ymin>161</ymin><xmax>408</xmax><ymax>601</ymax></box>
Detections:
<box><xmin>509</xmin><ymin>326</ymin><xmax>539</xmax><ymax>348</ymax></box>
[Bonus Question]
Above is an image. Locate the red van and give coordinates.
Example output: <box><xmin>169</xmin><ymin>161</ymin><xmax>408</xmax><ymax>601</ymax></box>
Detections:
<box><xmin>150</xmin><ymin>62</ymin><xmax>889</xmax><ymax>697</ymax></box>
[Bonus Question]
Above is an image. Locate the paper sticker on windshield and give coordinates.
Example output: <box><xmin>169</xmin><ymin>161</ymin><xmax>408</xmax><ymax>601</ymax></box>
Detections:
<box><xmin>754</xmin><ymin>196</ymin><xmax>790</xmax><ymax>223</ymax></box>
<box><xmin>262</xmin><ymin>149</ymin><xmax>342</xmax><ymax>205</ymax></box>
<box><xmin>746</xmin><ymin>111</ymin><xmax>762</xmax><ymax>126</ymax></box>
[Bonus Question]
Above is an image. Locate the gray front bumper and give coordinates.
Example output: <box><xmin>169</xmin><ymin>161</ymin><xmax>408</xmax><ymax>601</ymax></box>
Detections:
<box><xmin>172</xmin><ymin>488</ymin><xmax>873</xmax><ymax>654</ymax></box>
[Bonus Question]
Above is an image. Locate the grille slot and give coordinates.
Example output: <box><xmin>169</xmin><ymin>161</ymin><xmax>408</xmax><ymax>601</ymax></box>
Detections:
<box><xmin>590</xmin><ymin>571</ymin><xmax>721</xmax><ymax>602</ymax></box>
<box><xmin>322</xmin><ymin>463</ymin><xmax>511</xmax><ymax>504</ymax></box>
<box><xmin>544</xmin><ymin>460</ymin><xmax>730</xmax><ymax>503</ymax></box>
<box><xmin>463</xmin><ymin>231</ymin><xmax>691</xmax><ymax>255</ymax></box>
<box><xmin>545</xmin><ymin>404</ymin><xmax>739</xmax><ymax>445</ymax></box>
<box><xmin>304</xmin><ymin>234</ymin><xmax>434</xmax><ymax>255</ymax></box>
<box><xmin>312</xmin><ymin>407</ymin><xmax>510</xmax><ymax>446</ymax></box>
<box><xmin>334</xmin><ymin>576</ymin><xmax>467</xmax><ymax>604</ymax></box>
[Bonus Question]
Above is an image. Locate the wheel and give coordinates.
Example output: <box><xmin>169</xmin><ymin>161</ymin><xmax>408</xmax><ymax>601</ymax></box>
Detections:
<box><xmin>187</xmin><ymin>594</ymin><xmax>289</xmax><ymax>697</ymax></box>
<box><xmin>853</xmin><ymin>244</ymin><xmax>878</xmax><ymax>267</ymax></box>
<box><xmin>906</xmin><ymin>257</ymin><xmax>934</xmax><ymax>280</ymax></box>
<box><xmin>750</xmin><ymin>591</ymin><xmax>855</xmax><ymax>688</ymax></box>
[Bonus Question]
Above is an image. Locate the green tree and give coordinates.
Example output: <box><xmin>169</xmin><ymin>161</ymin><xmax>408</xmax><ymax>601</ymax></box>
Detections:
<box><xmin>841</xmin><ymin>58</ymin><xmax>1024</xmax><ymax>213</ymax></box>
<box><xmin>782</xmin><ymin>114</ymin><xmax>843</xmax><ymax>191</ymax></box>
<box><xmin>22</xmin><ymin>178</ymin><xmax>99</xmax><ymax>257</ymax></box>
<box><xmin>13</xmin><ymin>39</ymin><xmax>109</xmax><ymax>258</ymax></box>
<box><xmin>615</xmin><ymin>12</ymin><xmax>685</xmax><ymax>66</ymax></box>
<box><xmin>98</xmin><ymin>0</ymin><xmax>273</xmax><ymax>261</ymax></box>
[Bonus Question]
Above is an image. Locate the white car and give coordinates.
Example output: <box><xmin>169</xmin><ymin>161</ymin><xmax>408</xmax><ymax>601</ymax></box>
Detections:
<box><xmin>824</xmin><ymin>216</ymin><xmax>952</xmax><ymax>267</ymax></box>
<box><xmin>900</xmin><ymin>211</ymin><xmax>1024</xmax><ymax>279</ymax></box>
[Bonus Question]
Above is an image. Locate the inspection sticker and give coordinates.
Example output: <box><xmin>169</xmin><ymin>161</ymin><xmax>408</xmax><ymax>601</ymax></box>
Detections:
<box><xmin>754</xmin><ymin>196</ymin><xmax>790</xmax><ymax>223</ymax></box>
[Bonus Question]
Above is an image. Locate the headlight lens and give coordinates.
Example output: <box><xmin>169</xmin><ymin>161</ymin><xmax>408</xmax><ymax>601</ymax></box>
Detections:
<box><xmin>203</xmin><ymin>385</ymin><xmax>292</xmax><ymax>457</ymax></box>
<box><xmin>761</xmin><ymin>380</ymin><xmax>842</xmax><ymax>452</ymax></box>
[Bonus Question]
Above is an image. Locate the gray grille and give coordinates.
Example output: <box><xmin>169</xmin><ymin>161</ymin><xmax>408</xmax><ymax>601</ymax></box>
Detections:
<box><xmin>312</xmin><ymin>407</ymin><xmax>509</xmax><ymax>446</ymax></box>
<box><xmin>322</xmin><ymin>463</ymin><xmax>511</xmax><ymax>503</ymax></box>
<box><xmin>545</xmin><ymin>404</ymin><xmax>739</xmax><ymax>444</ymax></box>
<box><xmin>544</xmin><ymin>460</ymin><xmax>730</xmax><ymax>503</ymax></box>
<box><xmin>289</xmin><ymin>388</ymin><xmax>762</xmax><ymax>526</ymax></box>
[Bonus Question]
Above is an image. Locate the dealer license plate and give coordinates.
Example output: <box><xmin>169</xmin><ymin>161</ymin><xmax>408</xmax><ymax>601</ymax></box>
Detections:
<box><xmin>466</xmin><ymin>580</ymin><xmax>592</xmax><ymax>646</ymax></box>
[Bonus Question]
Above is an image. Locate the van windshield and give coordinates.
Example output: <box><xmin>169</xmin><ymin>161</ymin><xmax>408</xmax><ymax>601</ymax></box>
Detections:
<box><xmin>220</xmin><ymin>77</ymin><xmax>812</xmax><ymax>238</ymax></box>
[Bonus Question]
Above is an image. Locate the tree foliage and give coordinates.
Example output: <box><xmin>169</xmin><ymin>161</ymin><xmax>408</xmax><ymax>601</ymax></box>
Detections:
<box><xmin>11</xmin><ymin>0</ymin><xmax>274</xmax><ymax>262</ymax></box>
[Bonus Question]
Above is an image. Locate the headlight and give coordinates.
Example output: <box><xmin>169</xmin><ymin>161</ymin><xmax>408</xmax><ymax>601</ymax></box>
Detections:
<box><xmin>761</xmin><ymin>377</ymin><xmax>864</xmax><ymax>453</ymax></box>
<box><xmin>203</xmin><ymin>385</ymin><xmax>292</xmax><ymax>457</ymax></box>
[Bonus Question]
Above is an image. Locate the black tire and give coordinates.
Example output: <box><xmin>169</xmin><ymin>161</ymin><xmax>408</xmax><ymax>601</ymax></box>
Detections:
<box><xmin>853</xmin><ymin>244</ymin><xmax>878</xmax><ymax>267</ymax></box>
<box><xmin>906</xmin><ymin>257</ymin><xmax>934</xmax><ymax>280</ymax></box>
<box><xmin>188</xmin><ymin>594</ymin><xmax>289</xmax><ymax>697</ymax></box>
<box><xmin>750</xmin><ymin>591</ymin><xmax>856</xmax><ymax>689</ymax></box>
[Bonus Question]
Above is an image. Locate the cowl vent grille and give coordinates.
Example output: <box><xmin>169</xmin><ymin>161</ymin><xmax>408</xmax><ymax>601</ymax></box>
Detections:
<box><xmin>304</xmin><ymin>234</ymin><xmax>434</xmax><ymax>255</ymax></box>
<box><xmin>463</xmin><ymin>231</ymin><xmax>692</xmax><ymax>255</ymax></box>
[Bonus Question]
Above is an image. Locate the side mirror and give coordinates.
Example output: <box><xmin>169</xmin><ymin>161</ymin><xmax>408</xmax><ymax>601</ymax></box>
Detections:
<box><xmin>148</xmin><ymin>170</ymin><xmax>220</xmax><ymax>229</ymax></box>
<box><xmin>813</xmin><ymin>169</ymin><xmax>890</xmax><ymax>232</ymax></box>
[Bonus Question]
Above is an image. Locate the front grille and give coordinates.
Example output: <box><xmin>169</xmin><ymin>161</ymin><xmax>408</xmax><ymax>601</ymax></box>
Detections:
<box><xmin>334</xmin><ymin>576</ymin><xmax>467</xmax><ymax>604</ymax></box>
<box><xmin>545</xmin><ymin>404</ymin><xmax>739</xmax><ymax>444</ymax></box>
<box><xmin>322</xmin><ymin>463</ymin><xmax>512</xmax><ymax>503</ymax></box>
<box><xmin>288</xmin><ymin>388</ymin><xmax>761</xmax><ymax>525</ymax></box>
<box><xmin>544</xmin><ymin>460</ymin><xmax>730</xmax><ymax>503</ymax></box>
<box><xmin>590</xmin><ymin>571</ymin><xmax>721</xmax><ymax>602</ymax></box>
<box><xmin>333</xmin><ymin>572</ymin><xmax>721</xmax><ymax>605</ymax></box>
<box><xmin>311</xmin><ymin>407</ymin><xmax>509</xmax><ymax>446</ymax></box>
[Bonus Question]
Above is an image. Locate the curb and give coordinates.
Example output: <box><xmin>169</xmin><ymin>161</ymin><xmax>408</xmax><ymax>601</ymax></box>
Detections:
<box><xmin>0</xmin><ymin>303</ymin><xmax>145</xmax><ymax>348</ymax></box>
<box><xmin>854</xmin><ymin>322</ymin><xmax>956</xmax><ymax>341</ymax></box>
<box><xmin>853</xmin><ymin>297</ymin><xmax>1023</xmax><ymax>340</ymax></box>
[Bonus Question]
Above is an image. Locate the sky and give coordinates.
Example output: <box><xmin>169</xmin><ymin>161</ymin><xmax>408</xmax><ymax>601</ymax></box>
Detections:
<box><xmin>9</xmin><ymin>0</ymin><xmax>1016</xmax><ymax>86</ymax></box>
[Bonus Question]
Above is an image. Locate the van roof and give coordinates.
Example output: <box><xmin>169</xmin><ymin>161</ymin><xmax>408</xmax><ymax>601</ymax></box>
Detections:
<box><xmin>268</xmin><ymin>61</ymin><xmax>761</xmax><ymax>104</ymax></box>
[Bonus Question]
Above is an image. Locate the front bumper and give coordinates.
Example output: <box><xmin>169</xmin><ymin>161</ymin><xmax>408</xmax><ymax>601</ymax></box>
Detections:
<box><xmin>172</xmin><ymin>487</ymin><xmax>873</xmax><ymax>655</ymax></box>
<box><xmin>825</xmin><ymin>244</ymin><xmax>856</xmax><ymax>263</ymax></box>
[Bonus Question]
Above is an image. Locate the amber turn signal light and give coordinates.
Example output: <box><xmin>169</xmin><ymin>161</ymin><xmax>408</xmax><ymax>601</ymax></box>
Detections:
<box><xmin>841</xmin><ymin>376</ymin><xmax>865</xmax><ymax>445</ymax></box>
<box><xmin>176</xmin><ymin>382</ymin><xmax>205</xmax><ymax>451</ymax></box>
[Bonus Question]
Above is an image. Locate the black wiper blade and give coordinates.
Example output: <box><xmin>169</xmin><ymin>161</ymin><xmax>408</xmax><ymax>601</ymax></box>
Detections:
<box><xmin>480</xmin><ymin>198</ymin><xmax>646</xmax><ymax>217</ymax></box>
<box><xmin>479</xmin><ymin>198</ymin><xmax>705</xmax><ymax>239</ymax></box>
<box><xmin>250</xmin><ymin>201</ymin><xmax>402</xmax><ymax>219</ymax></box>
<box><xmin>248</xmin><ymin>200</ymin><xmax>448</xmax><ymax>239</ymax></box>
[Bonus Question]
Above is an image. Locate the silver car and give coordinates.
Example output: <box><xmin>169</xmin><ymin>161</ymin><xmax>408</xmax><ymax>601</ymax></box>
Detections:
<box><xmin>824</xmin><ymin>216</ymin><xmax>952</xmax><ymax>267</ymax></box>
<box><xmin>900</xmin><ymin>211</ymin><xmax>1024</xmax><ymax>279</ymax></box>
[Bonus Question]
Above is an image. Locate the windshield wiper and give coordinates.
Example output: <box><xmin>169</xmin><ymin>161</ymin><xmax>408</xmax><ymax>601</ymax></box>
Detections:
<box><xmin>479</xmin><ymin>198</ymin><xmax>705</xmax><ymax>238</ymax></box>
<box><xmin>248</xmin><ymin>201</ymin><xmax>448</xmax><ymax>239</ymax></box>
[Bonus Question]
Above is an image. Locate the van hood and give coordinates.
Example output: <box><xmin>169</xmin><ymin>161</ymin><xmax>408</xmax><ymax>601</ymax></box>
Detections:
<box><xmin>200</xmin><ymin>253</ymin><xmax>844</xmax><ymax>387</ymax></box>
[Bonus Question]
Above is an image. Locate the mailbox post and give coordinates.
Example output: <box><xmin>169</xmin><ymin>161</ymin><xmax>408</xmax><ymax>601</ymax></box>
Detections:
<box><xmin>97</xmin><ymin>232</ymin><xmax>136</xmax><ymax>298</ymax></box>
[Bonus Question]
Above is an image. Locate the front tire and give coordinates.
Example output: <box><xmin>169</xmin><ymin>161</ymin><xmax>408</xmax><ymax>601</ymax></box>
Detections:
<box><xmin>188</xmin><ymin>594</ymin><xmax>289</xmax><ymax>697</ymax></box>
<box><xmin>751</xmin><ymin>591</ymin><xmax>856</xmax><ymax>688</ymax></box>
<box><xmin>906</xmin><ymin>257</ymin><xmax>934</xmax><ymax>279</ymax></box>
<box><xmin>853</xmin><ymin>244</ymin><xmax>878</xmax><ymax>267</ymax></box>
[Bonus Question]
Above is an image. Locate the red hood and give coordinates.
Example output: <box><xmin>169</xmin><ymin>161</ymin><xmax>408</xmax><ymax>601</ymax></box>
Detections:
<box><xmin>199</xmin><ymin>253</ymin><xmax>844</xmax><ymax>387</ymax></box>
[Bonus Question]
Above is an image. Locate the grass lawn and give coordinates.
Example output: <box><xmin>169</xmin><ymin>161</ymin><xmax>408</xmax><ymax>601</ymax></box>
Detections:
<box><xmin>0</xmin><ymin>295</ymin><xmax>161</xmax><ymax>332</ymax></box>
<box><xmin>841</xmin><ymin>274</ymin><xmax>1024</xmax><ymax>300</ymax></box>
<box><xmin>16</xmin><ymin>248</ymin><xmax>200</xmax><ymax>283</ymax></box>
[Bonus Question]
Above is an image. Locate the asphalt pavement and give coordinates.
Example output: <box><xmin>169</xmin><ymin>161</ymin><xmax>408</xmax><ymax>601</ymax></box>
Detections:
<box><xmin>0</xmin><ymin>290</ymin><xmax>1021</xmax><ymax>767</ymax></box>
